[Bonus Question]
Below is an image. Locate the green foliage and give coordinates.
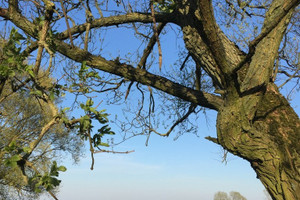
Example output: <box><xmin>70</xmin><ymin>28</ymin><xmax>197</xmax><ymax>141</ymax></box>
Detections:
<box><xmin>58</xmin><ymin>97</ymin><xmax>115</xmax><ymax>149</ymax></box>
<box><xmin>154</xmin><ymin>0</ymin><xmax>176</xmax><ymax>13</ymax></box>
<box><xmin>77</xmin><ymin>99</ymin><xmax>115</xmax><ymax>148</ymax></box>
<box><xmin>0</xmin><ymin>28</ymin><xmax>28</xmax><ymax>79</ymax></box>
<box><xmin>67</xmin><ymin>62</ymin><xmax>101</xmax><ymax>94</ymax></box>
<box><xmin>3</xmin><ymin>141</ymin><xmax>24</xmax><ymax>169</ymax></box>
<box><xmin>0</xmin><ymin>53</ymin><xmax>83</xmax><ymax>198</ymax></box>
<box><xmin>29</xmin><ymin>161</ymin><xmax>67</xmax><ymax>193</ymax></box>
<box><xmin>33</xmin><ymin>16</ymin><xmax>45</xmax><ymax>26</ymax></box>
<box><xmin>94</xmin><ymin>125</ymin><xmax>115</xmax><ymax>147</ymax></box>
<box><xmin>4</xmin><ymin>155</ymin><xmax>21</xmax><ymax>168</ymax></box>
<box><xmin>78</xmin><ymin>62</ymin><xmax>100</xmax><ymax>83</ymax></box>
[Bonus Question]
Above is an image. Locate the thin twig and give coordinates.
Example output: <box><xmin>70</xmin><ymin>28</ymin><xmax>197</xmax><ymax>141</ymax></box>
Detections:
<box><xmin>278</xmin><ymin>65</ymin><xmax>300</xmax><ymax>88</ymax></box>
<box><xmin>60</xmin><ymin>0</ymin><xmax>74</xmax><ymax>47</ymax></box>
<box><xmin>125</xmin><ymin>23</ymin><xmax>166</xmax><ymax>98</ymax></box>
<box><xmin>94</xmin><ymin>0</ymin><xmax>104</xmax><ymax>17</ymax></box>
<box><xmin>150</xmin><ymin>2</ymin><xmax>163</xmax><ymax>70</ymax></box>
<box><xmin>94</xmin><ymin>149</ymin><xmax>135</xmax><ymax>154</ymax></box>
<box><xmin>137</xmin><ymin>22</ymin><xmax>166</xmax><ymax>69</ymax></box>
<box><xmin>180</xmin><ymin>53</ymin><xmax>191</xmax><ymax>71</ymax></box>
<box><xmin>149</xmin><ymin>103</ymin><xmax>197</xmax><ymax>137</ymax></box>
<box><xmin>125</xmin><ymin>81</ymin><xmax>134</xmax><ymax>100</ymax></box>
<box><xmin>88</xmin><ymin>129</ymin><xmax>95</xmax><ymax>170</ymax></box>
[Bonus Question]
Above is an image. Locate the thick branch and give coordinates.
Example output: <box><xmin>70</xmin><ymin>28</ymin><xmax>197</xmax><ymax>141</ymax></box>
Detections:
<box><xmin>54</xmin><ymin>40</ymin><xmax>223</xmax><ymax>110</ymax></box>
<box><xmin>0</xmin><ymin>3</ymin><xmax>223</xmax><ymax>111</ymax></box>
<box><xmin>197</xmin><ymin>0</ymin><xmax>242</xmax><ymax>68</ymax></box>
<box><xmin>240</xmin><ymin>0</ymin><xmax>298</xmax><ymax>93</ymax></box>
<box><xmin>249</xmin><ymin>0</ymin><xmax>299</xmax><ymax>54</ymax></box>
<box><xmin>182</xmin><ymin>0</ymin><xmax>244</xmax><ymax>75</ymax></box>
<box><xmin>235</xmin><ymin>0</ymin><xmax>300</xmax><ymax>74</ymax></box>
<box><xmin>58</xmin><ymin>12</ymin><xmax>175</xmax><ymax>40</ymax></box>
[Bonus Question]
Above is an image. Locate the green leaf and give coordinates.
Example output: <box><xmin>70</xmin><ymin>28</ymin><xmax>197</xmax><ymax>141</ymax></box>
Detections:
<box><xmin>5</xmin><ymin>141</ymin><xmax>18</xmax><ymax>152</ymax></box>
<box><xmin>25</xmin><ymin>65</ymin><xmax>35</xmax><ymax>77</ymax></box>
<box><xmin>23</xmin><ymin>147</ymin><xmax>31</xmax><ymax>153</ymax></box>
<box><xmin>86</xmin><ymin>98</ymin><xmax>94</xmax><ymax>107</ymax></box>
<box><xmin>30</xmin><ymin>89</ymin><xmax>43</xmax><ymax>97</ymax></box>
<box><xmin>10</xmin><ymin>155</ymin><xmax>21</xmax><ymax>162</ymax></box>
<box><xmin>58</xmin><ymin>165</ymin><xmax>67</xmax><ymax>172</ymax></box>
<box><xmin>14</xmin><ymin>31</ymin><xmax>25</xmax><ymax>42</ymax></box>
<box><xmin>49</xmin><ymin>91</ymin><xmax>55</xmax><ymax>101</ymax></box>
<box><xmin>4</xmin><ymin>154</ymin><xmax>21</xmax><ymax>168</ymax></box>
<box><xmin>100</xmin><ymin>142</ymin><xmax>109</xmax><ymax>147</ymax></box>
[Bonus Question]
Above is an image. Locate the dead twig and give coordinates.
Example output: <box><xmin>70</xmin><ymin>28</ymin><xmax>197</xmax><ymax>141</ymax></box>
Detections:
<box><xmin>60</xmin><ymin>0</ymin><xmax>74</xmax><ymax>47</ymax></box>
<box><xmin>150</xmin><ymin>1</ymin><xmax>163</xmax><ymax>70</ymax></box>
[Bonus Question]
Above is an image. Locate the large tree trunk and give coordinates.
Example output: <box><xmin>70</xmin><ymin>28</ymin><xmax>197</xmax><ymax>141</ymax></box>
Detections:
<box><xmin>177</xmin><ymin>1</ymin><xmax>300</xmax><ymax>200</ymax></box>
<box><xmin>217</xmin><ymin>83</ymin><xmax>300</xmax><ymax>200</ymax></box>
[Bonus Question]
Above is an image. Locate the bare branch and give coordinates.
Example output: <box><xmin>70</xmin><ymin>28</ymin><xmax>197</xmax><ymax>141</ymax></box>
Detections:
<box><xmin>235</xmin><ymin>0</ymin><xmax>300</xmax><ymax>73</ymax></box>
<box><xmin>54</xmin><ymin>40</ymin><xmax>223</xmax><ymax>110</ymax></box>
<box><xmin>150</xmin><ymin>2</ymin><xmax>162</xmax><ymax>70</ymax></box>
<box><xmin>124</xmin><ymin>22</ymin><xmax>166</xmax><ymax>99</ymax></box>
<box><xmin>137</xmin><ymin>22</ymin><xmax>166</xmax><ymax>69</ymax></box>
<box><xmin>88</xmin><ymin>128</ymin><xmax>95</xmax><ymax>170</ymax></box>
<box><xmin>278</xmin><ymin>67</ymin><xmax>300</xmax><ymax>89</ymax></box>
<box><xmin>58</xmin><ymin>12</ymin><xmax>174</xmax><ymax>40</ymax></box>
<box><xmin>33</xmin><ymin>0</ymin><xmax>54</xmax><ymax>74</ymax></box>
<box><xmin>60</xmin><ymin>0</ymin><xmax>74</xmax><ymax>47</ymax></box>
<box><xmin>149</xmin><ymin>103</ymin><xmax>197</xmax><ymax>137</ymax></box>
<box><xmin>94</xmin><ymin>0</ymin><xmax>104</xmax><ymax>17</ymax></box>
<box><xmin>94</xmin><ymin>149</ymin><xmax>135</xmax><ymax>154</ymax></box>
<box><xmin>205</xmin><ymin>136</ymin><xmax>220</xmax><ymax>145</ymax></box>
<box><xmin>278</xmin><ymin>70</ymin><xmax>300</xmax><ymax>78</ymax></box>
<box><xmin>25</xmin><ymin>101</ymin><xmax>59</xmax><ymax>158</ymax></box>
<box><xmin>180</xmin><ymin>53</ymin><xmax>191</xmax><ymax>71</ymax></box>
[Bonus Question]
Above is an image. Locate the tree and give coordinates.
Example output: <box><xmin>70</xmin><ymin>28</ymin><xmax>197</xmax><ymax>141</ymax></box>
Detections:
<box><xmin>214</xmin><ymin>191</ymin><xmax>230</xmax><ymax>200</ymax></box>
<box><xmin>0</xmin><ymin>37</ymin><xmax>85</xmax><ymax>198</ymax></box>
<box><xmin>229</xmin><ymin>191</ymin><xmax>247</xmax><ymax>200</ymax></box>
<box><xmin>214</xmin><ymin>191</ymin><xmax>247</xmax><ymax>200</ymax></box>
<box><xmin>0</xmin><ymin>0</ymin><xmax>299</xmax><ymax>200</ymax></box>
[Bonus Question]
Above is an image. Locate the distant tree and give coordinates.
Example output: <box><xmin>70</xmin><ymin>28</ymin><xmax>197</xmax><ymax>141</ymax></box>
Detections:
<box><xmin>229</xmin><ymin>191</ymin><xmax>247</xmax><ymax>200</ymax></box>
<box><xmin>214</xmin><ymin>191</ymin><xmax>230</xmax><ymax>200</ymax></box>
<box><xmin>214</xmin><ymin>191</ymin><xmax>247</xmax><ymax>200</ymax></box>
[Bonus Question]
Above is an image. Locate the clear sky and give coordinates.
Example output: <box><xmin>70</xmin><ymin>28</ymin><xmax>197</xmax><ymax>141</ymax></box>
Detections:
<box><xmin>41</xmin><ymin>112</ymin><xmax>269</xmax><ymax>200</ymax></box>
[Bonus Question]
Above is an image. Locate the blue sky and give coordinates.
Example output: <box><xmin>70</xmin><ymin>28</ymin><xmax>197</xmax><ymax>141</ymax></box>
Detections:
<box><xmin>45</xmin><ymin>118</ymin><xmax>269</xmax><ymax>200</ymax></box>
<box><xmin>39</xmin><ymin>107</ymin><xmax>273</xmax><ymax>200</ymax></box>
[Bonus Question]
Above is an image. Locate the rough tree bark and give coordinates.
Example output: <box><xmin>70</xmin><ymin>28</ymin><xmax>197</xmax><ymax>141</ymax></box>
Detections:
<box><xmin>178</xmin><ymin>1</ymin><xmax>300</xmax><ymax>199</ymax></box>
<box><xmin>0</xmin><ymin>0</ymin><xmax>299</xmax><ymax>199</ymax></box>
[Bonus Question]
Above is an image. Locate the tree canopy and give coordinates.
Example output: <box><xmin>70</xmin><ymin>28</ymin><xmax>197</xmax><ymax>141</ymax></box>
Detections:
<box><xmin>0</xmin><ymin>0</ymin><xmax>299</xmax><ymax>200</ymax></box>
